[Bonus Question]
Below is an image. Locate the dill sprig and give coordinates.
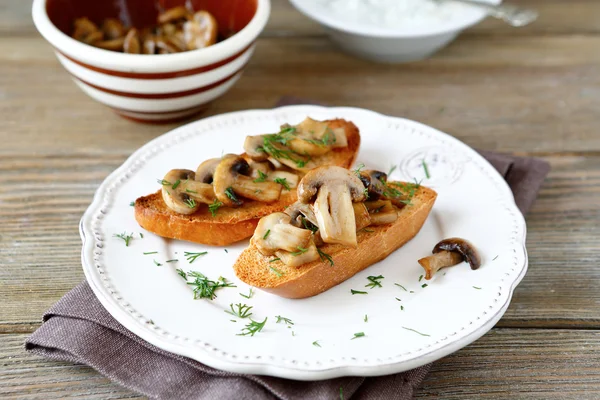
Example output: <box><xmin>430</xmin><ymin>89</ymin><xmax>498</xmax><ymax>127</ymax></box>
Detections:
<box><xmin>351</xmin><ymin>289</ymin><xmax>368</xmax><ymax>295</ymax></box>
<box><xmin>269</xmin><ymin>266</ymin><xmax>284</xmax><ymax>276</ymax></box>
<box><xmin>253</xmin><ymin>170</ymin><xmax>268</xmax><ymax>183</ymax></box>
<box><xmin>185</xmin><ymin>251</ymin><xmax>208</xmax><ymax>263</ymax></box>
<box><xmin>383</xmin><ymin>180</ymin><xmax>420</xmax><ymax>206</ymax></box>
<box><xmin>143</xmin><ymin>251</ymin><xmax>158</xmax><ymax>255</ymax></box>
<box><xmin>351</xmin><ymin>332</ymin><xmax>365</xmax><ymax>340</ymax></box>
<box><xmin>275</xmin><ymin>315</ymin><xmax>294</xmax><ymax>325</ymax></box>
<box><xmin>317</xmin><ymin>248</ymin><xmax>333</xmax><ymax>266</ymax></box>
<box><xmin>365</xmin><ymin>275</ymin><xmax>384</xmax><ymax>289</ymax></box>
<box><xmin>172</xmin><ymin>179</ymin><xmax>181</xmax><ymax>190</ymax></box>
<box><xmin>225</xmin><ymin>187</ymin><xmax>241</xmax><ymax>205</ymax></box>
<box><xmin>353</xmin><ymin>163</ymin><xmax>365</xmax><ymax>176</ymax></box>
<box><xmin>208</xmin><ymin>199</ymin><xmax>223</xmax><ymax>217</ymax></box>
<box><xmin>185</xmin><ymin>198</ymin><xmax>196</xmax><ymax>208</ymax></box>
<box><xmin>274</xmin><ymin>177</ymin><xmax>290</xmax><ymax>190</ymax></box>
<box><xmin>157</xmin><ymin>179</ymin><xmax>172</xmax><ymax>186</ymax></box>
<box><xmin>225</xmin><ymin>303</ymin><xmax>253</xmax><ymax>319</ymax></box>
<box><xmin>263</xmin><ymin>229</ymin><xmax>271</xmax><ymax>240</ymax></box>
<box><xmin>114</xmin><ymin>232</ymin><xmax>133</xmax><ymax>247</ymax></box>
<box><xmin>261</xmin><ymin>128</ymin><xmax>309</xmax><ymax>169</ymax></box>
<box><xmin>186</xmin><ymin>272</ymin><xmax>236</xmax><ymax>300</ymax></box>
<box><xmin>237</xmin><ymin>317</ymin><xmax>267</xmax><ymax>337</ymax></box>
<box><xmin>395</xmin><ymin>283</ymin><xmax>407</xmax><ymax>291</ymax></box>
<box><xmin>153</xmin><ymin>260</ymin><xmax>162</xmax><ymax>266</ymax></box>
<box><xmin>312</xmin><ymin>340</ymin><xmax>321</xmax><ymax>347</ymax></box>
<box><xmin>301</xmin><ymin>217</ymin><xmax>318</xmax><ymax>233</ymax></box>
<box><xmin>422</xmin><ymin>159</ymin><xmax>431</xmax><ymax>179</ymax></box>
<box><xmin>402</xmin><ymin>326</ymin><xmax>430</xmax><ymax>337</ymax></box>
<box><xmin>388</xmin><ymin>164</ymin><xmax>398</xmax><ymax>176</ymax></box>
<box><xmin>291</xmin><ymin>246</ymin><xmax>308</xmax><ymax>256</ymax></box>
<box><xmin>303</xmin><ymin>128</ymin><xmax>336</xmax><ymax>147</ymax></box>
<box><xmin>240</xmin><ymin>288</ymin><xmax>254</xmax><ymax>299</ymax></box>
<box><xmin>176</xmin><ymin>268</ymin><xmax>187</xmax><ymax>279</ymax></box>
<box><xmin>364</xmin><ymin>314</ymin><xmax>368</xmax><ymax>322</ymax></box>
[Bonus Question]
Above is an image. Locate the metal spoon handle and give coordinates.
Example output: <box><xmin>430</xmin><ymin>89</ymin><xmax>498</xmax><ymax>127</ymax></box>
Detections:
<box><xmin>444</xmin><ymin>0</ymin><xmax>539</xmax><ymax>27</ymax></box>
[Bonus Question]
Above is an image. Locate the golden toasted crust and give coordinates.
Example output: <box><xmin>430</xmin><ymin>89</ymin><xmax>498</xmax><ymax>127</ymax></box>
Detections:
<box><xmin>134</xmin><ymin>119</ymin><xmax>361</xmax><ymax>246</ymax></box>
<box><xmin>233</xmin><ymin>185</ymin><xmax>437</xmax><ymax>298</ymax></box>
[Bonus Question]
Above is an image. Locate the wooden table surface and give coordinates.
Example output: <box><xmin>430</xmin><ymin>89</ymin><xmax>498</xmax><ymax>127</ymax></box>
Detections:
<box><xmin>2</xmin><ymin>0</ymin><xmax>600</xmax><ymax>398</ymax></box>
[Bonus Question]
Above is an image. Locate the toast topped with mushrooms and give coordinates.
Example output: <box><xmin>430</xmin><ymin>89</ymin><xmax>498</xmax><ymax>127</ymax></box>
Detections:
<box><xmin>233</xmin><ymin>165</ymin><xmax>437</xmax><ymax>299</ymax></box>
<box><xmin>134</xmin><ymin>118</ymin><xmax>361</xmax><ymax>246</ymax></box>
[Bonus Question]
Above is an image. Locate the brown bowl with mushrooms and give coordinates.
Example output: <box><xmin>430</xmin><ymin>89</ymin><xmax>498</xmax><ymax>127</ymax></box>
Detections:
<box><xmin>32</xmin><ymin>0</ymin><xmax>271</xmax><ymax>122</ymax></box>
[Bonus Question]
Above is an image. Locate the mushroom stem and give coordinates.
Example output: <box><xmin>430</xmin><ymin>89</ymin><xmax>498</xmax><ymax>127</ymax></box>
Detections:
<box><xmin>353</xmin><ymin>203</ymin><xmax>371</xmax><ymax>231</ymax></box>
<box><xmin>276</xmin><ymin>241</ymin><xmax>320</xmax><ymax>268</ymax></box>
<box><xmin>232</xmin><ymin>176</ymin><xmax>282</xmax><ymax>202</ymax></box>
<box><xmin>418</xmin><ymin>250</ymin><xmax>464</xmax><ymax>280</ymax></box>
<box><xmin>314</xmin><ymin>183</ymin><xmax>357</xmax><ymax>247</ymax></box>
<box><xmin>364</xmin><ymin>200</ymin><xmax>398</xmax><ymax>225</ymax></box>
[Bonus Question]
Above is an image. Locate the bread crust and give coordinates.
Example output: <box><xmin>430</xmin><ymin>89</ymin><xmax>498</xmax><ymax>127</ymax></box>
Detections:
<box><xmin>134</xmin><ymin>119</ymin><xmax>361</xmax><ymax>246</ymax></box>
<box><xmin>233</xmin><ymin>185</ymin><xmax>437</xmax><ymax>298</ymax></box>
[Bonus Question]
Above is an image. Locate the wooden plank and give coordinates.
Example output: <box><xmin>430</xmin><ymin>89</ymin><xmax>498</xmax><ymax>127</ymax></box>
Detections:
<box><xmin>1</xmin><ymin>36</ymin><xmax>600</xmax><ymax>155</ymax></box>
<box><xmin>6</xmin><ymin>0</ymin><xmax>600</xmax><ymax>37</ymax></box>
<box><xmin>0</xmin><ymin>335</ymin><xmax>142</xmax><ymax>399</ymax></box>
<box><xmin>1</xmin><ymin>155</ymin><xmax>598</xmax><ymax>331</ymax></box>
<box><xmin>1</xmin><ymin>330</ymin><xmax>599</xmax><ymax>398</ymax></box>
<box><xmin>417</xmin><ymin>328</ymin><xmax>600</xmax><ymax>398</ymax></box>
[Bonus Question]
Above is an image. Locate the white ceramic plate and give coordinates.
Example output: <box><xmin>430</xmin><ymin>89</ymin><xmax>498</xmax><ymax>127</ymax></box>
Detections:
<box><xmin>80</xmin><ymin>106</ymin><xmax>527</xmax><ymax>380</ymax></box>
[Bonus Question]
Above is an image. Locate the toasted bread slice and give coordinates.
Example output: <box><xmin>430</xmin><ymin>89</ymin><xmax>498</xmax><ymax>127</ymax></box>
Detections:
<box><xmin>233</xmin><ymin>185</ymin><xmax>437</xmax><ymax>298</ymax></box>
<box><xmin>134</xmin><ymin>119</ymin><xmax>361</xmax><ymax>246</ymax></box>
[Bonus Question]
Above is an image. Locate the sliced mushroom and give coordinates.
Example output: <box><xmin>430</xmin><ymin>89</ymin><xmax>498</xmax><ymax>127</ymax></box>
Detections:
<box><xmin>434</xmin><ymin>238</ymin><xmax>481</xmax><ymax>270</ymax></box>
<box><xmin>183</xmin><ymin>11</ymin><xmax>218</xmax><ymax>50</ymax></box>
<box><xmin>287</xmin><ymin>138</ymin><xmax>332</xmax><ymax>157</ymax></box>
<box><xmin>364</xmin><ymin>200</ymin><xmax>398</xmax><ymax>225</ymax></box>
<box><xmin>298</xmin><ymin>166</ymin><xmax>366</xmax><ymax>246</ymax></box>
<box><xmin>244</xmin><ymin>135</ymin><xmax>269</xmax><ymax>161</ymax></box>
<box><xmin>269</xmin><ymin>171</ymin><xmax>299</xmax><ymax>190</ymax></box>
<box><xmin>418</xmin><ymin>238</ymin><xmax>481</xmax><ymax>280</ymax></box>
<box><xmin>285</xmin><ymin>201</ymin><xmax>318</xmax><ymax>228</ymax></box>
<box><xmin>353</xmin><ymin>202</ymin><xmax>372</xmax><ymax>231</ymax></box>
<box><xmin>196</xmin><ymin>158</ymin><xmax>222</xmax><ymax>183</ymax></box>
<box><xmin>158</xmin><ymin>6</ymin><xmax>189</xmax><ymax>24</ymax></box>
<box><xmin>155</xmin><ymin>37</ymin><xmax>179</xmax><ymax>53</ymax></box>
<box><xmin>276</xmin><ymin>240</ymin><xmax>320</xmax><ymax>268</ymax></box>
<box><xmin>82</xmin><ymin>30</ymin><xmax>104</xmax><ymax>45</ymax></box>
<box><xmin>249</xmin><ymin>161</ymin><xmax>271</xmax><ymax>179</ymax></box>
<box><xmin>359</xmin><ymin>170</ymin><xmax>387</xmax><ymax>199</ymax></box>
<box><xmin>213</xmin><ymin>155</ymin><xmax>282</xmax><ymax>206</ymax></box>
<box><xmin>94</xmin><ymin>37</ymin><xmax>126</xmax><ymax>51</ymax></box>
<box><xmin>418</xmin><ymin>251</ymin><xmax>463</xmax><ymax>280</ymax></box>
<box><xmin>101</xmin><ymin>18</ymin><xmax>125</xmax><ymax>40</ymax></box>
<box><xmin>142</xmin><ymin>35</ymin><xmax>157</xmax><ymax>54</ymax></box>
<box><xmin>252</xmin><ymin>213</ymin><xmax>312</xmax><ymax>256</ymax></box>
<box><xmin>268</xmin><ymin>156</ymin><xmax>283</xmax><ymax>169</ymax></box>
<box><xmin>329</xmin><ymin>127</ymin><xmax>348</xmax><ymax>148</ymax></box>
<box><xmin>123</xmin><ymin>28</ymin><xmax>141</xmax><ymax>54</ymax></box>
<box><xmin>73</xmin><ymin>17</ymin><xmax>100</xmax><ymax>42</ymax></box>
<box><xmin>161</xmin><ymin>169</ymin><xmax>200</xmax><ymax>214</ymax></box>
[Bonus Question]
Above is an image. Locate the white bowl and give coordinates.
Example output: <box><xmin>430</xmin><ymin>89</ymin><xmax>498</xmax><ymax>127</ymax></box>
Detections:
<box><xmin>32</xmin><ymin>0</ymin><xmax>270</xmax><ymax>123</ymax></box>
<box><xmin>288</xmin><ymin>0</ymin><xmax>500</xmax><ymax>63</ymax></box>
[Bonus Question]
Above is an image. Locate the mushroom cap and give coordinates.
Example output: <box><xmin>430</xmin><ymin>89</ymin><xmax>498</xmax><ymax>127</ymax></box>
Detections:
<box><xmin>285</xmin><ymin>201</ymin><xmax>318</xmax><ymax>228</ymax></box>
<box><xmin>359</xmin><ymin>170</ymin><xmax>387</xmax><ymax>199</ymax></box>
<box><xmin>161</xmin><ymin>169</ymin><xmax>199</xmax><ymax>214</ymax></box>
<box><xmin>195</xmin><ymin>158</ymin><xmax>221</xmax><ymax>183</ymax></box>
<box><xmin>297</xmin><ymin>166</ymin><xmax>366</xmax><ymax>204</ymax></box>
<box><xmin>432</xmin><ymin>237</ymin><xmax>481</xmax><ymax>270</ymax></box>
<box><xmin>244</xmin><ymin>135</ymin><xmax>269</xmax><ymax>161</ymax></box>
<box><xmin>212</xmin><ymin>154</ymin><xmax>248</xmax><ymax>207</ymax></box>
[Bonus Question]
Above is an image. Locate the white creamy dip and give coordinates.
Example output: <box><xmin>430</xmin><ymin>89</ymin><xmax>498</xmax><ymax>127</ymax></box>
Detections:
<box><xmin>313</xmin><ymin>0</ymin><xmax>471</xmax><ymax>30</ymax></box>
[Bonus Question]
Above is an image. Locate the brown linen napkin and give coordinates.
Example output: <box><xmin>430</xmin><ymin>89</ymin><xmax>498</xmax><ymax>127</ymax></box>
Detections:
<box><xmin>26</xmin><ymin>99</ymin><xmax>550</xmax><ymax>399</ymax></box>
